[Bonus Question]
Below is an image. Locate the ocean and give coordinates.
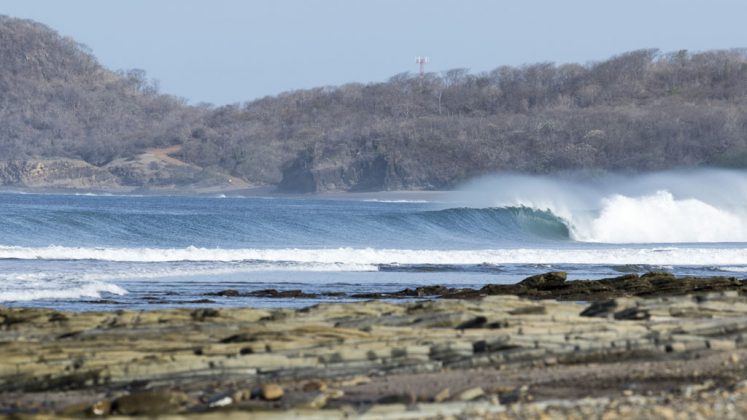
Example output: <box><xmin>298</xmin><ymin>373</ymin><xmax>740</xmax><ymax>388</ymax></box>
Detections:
<box><xmin>2</xmin><ymin>170</ymin><xmax>747</xmax><ymax>310</ymax></box>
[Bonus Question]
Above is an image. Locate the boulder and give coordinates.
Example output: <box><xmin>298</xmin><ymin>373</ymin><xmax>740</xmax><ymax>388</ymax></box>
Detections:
<box><xmin>260</xmin><ymin>383</ymin><xmax>284</xmax><ymax>401</ymax></box>
<box><xmin>519</xmin><ymin>272</ymin><xmax>568</xmax><ymax>290</ymax></box>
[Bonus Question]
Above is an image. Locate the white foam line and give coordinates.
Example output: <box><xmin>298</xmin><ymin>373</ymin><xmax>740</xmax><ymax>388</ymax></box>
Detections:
<box><xmin>0</xmin><ymin>245</ymin><xmax>746</xmax><ymax>265</ymax></box>
<box><xmin>0</xmin><ymin>282</ymin><xmax>127</xmax><ymax>302</ymax></box>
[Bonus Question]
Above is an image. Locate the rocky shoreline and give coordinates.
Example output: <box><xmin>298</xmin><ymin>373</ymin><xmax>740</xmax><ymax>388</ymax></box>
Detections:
<box><xmin>3</xmin><ymin>273</ymin><xmax>747</xmax><ymax>418</ymax></box>
<box><xmin>204</xmin><ymin>271</ymin><xmax>747</xmax><ymax>302</ymax></box>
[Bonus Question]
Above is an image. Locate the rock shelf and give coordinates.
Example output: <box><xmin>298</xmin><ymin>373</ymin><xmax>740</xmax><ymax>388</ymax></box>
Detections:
<box><xmin>3</xmin><ymin>273</ymin><xmax>747</xmax><ymax>417</ymax></box>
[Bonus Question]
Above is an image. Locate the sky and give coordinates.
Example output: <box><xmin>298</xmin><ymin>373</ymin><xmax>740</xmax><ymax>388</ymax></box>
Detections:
<box><xmin>2</xmin><ymin>0</ymin><xmax>746</xmax><ymax>105</ymax></box>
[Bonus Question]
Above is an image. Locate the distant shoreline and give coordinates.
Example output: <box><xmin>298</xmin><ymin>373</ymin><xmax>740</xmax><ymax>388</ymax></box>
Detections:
<box><xmin>0</xmin><ymin>185</ymin><xmax>452</xmax><ymax>200</ymax></box>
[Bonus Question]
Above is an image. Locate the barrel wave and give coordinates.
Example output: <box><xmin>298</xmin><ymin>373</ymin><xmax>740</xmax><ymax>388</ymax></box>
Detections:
<box><xmin>375</xmin><ymin>207</ymin><xmax>571</xmax><ymax>242</ymax></box>
<box><xmin>454</xmin><ymin>169</ymin><xmax>747</xmax><ymax>244</ymax></box>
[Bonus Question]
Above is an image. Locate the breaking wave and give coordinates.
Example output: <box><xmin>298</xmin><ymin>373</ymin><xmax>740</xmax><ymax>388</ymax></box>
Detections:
<box><xmin>452</xmin><ymin>169</ymin><xmax>747</xmax><ymax>243</ymax></box>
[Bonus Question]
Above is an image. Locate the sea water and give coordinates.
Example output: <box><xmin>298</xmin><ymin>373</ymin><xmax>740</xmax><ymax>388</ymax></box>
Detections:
<box><xmin>2</xmin><ymin>169</ymin><xmax>747</xmax><ymax>310</ymax></box>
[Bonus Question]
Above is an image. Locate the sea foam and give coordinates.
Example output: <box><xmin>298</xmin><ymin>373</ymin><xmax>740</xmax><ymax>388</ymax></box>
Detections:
<box><xmin>0</xmin><ymin>245</ymin><xmax>746</xmax><ymax>266</ymax></box>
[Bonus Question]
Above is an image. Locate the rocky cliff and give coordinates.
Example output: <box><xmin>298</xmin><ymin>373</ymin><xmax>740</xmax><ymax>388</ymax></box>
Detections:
<box><xmin>0</xmin><ymin>154</ymin><xmax>239</xmax><ymax>191</ymax></box>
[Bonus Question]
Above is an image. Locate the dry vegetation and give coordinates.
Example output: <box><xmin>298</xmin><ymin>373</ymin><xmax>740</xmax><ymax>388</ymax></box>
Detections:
<box><xmin>2</xmin><ymin>16</ymin><xmax>747</xmax><ymax>191</ymax></box>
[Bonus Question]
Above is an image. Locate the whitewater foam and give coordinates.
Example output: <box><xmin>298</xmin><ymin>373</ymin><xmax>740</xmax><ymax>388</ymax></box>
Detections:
<box><xmin>1</xmin><ymin>245</ymin><xmax>746</xmax><ymax>266</ymax></box>
<box><xmin>0</xmin><ymin>281</ymin><xmax>127</xmax><ymax>302</ymax></box>
<box><xmin>577</xmin><ymin>191</ymin><xmax>745</xmax><ymax>243</ymax></box>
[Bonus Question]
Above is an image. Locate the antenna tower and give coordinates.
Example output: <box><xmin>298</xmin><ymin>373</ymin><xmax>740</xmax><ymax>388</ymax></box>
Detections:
<box><xmin>415</xmin><ymin>56</ymin><xmax>429</xmax><ymax>78</ymax></box>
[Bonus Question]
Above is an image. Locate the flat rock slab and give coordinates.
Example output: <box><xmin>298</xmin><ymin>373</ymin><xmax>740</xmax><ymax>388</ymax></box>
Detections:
<box><xmin>3</xmin><ymin>280</ymin><xmax>747</xmax><ymax>416</ymax></box>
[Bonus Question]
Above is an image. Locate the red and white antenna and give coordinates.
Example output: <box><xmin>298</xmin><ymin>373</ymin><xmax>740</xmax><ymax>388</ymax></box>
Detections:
<box><xmin>415</xmin><ymin>56</ymin><xmax>429</xmax><ymax>78</ymax></box>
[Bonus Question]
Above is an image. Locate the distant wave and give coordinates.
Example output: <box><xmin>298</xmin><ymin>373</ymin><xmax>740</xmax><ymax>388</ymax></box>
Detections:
<box><xmin>0</xmin><ymin>245</ymin><xmax>746</xmax><ymax>266</ymax></box>
<box><xmin>363</xmin><ymin>199</ymin><xmax>430</xmax><ymax>203</ymax></box>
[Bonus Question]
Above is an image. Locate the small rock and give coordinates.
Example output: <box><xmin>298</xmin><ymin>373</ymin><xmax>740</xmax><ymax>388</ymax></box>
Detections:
<box><xmin>731</xmin><ymin>353</ymin><xmax>741</xmax><ymax>364</ymax></box>
<box><xmin>518</xmin><ymin>272</ymin><xmax>567</xmax><ymax>290</ymax></box>
<box><xmin>339</xmin><ymin>375</ymin><xmax>371</xmax><ymax>387</ymax></box>
<box><xmin>499</xmin><ymin>385</ymin><xmax>529</xmax><ymax>404</ymax></box>
<box><xmin>652</xmin><ymin>406</ymin><xmax>676</xmax><ymax>420</ymax></box>
<box><xmin>433</xmin><ymin>387</ymin><xmax>450</xmax><ymax>402</ymax></box>
<box><xmin>260</xmin><ymin>383</ymin><xmax>284</xmax><ymax>401</ymax></box>
<box><xmin>733</xmin><ymin>380</ymin><xmax>747</xmax><ymax>393</ymax></box>
<box><xmin>302</xmin><ymin>379</ymin><xmax>328</xmax><ymax>392</ymax></box>
<box><xmin>326</xmin><ymin>389</ymin><xmax>345</xmax><ymax>399</ymax></box>
<box><xmin>303</xmin><ymin>393</ymin><xmax>329</xmax><ymax>409</ymax></box>
<box><xmin>666</xmin><ymin>342</ymin><xmax>687</xmax><ymax>353</ymax></box>
<box><xmin>707</xmin><ymin>339</ymin><xmax>736</xmax><ymax>351</ymax></box>
<box><xmin>59</xmin><ymin>401</ymin><xmax>94</xmax><ymax>416</ymax></box>
<box><xmin>456</xmin><ymin>387</ymin><xmax>484</xmax><ymax>401</ymax></box>
<box><xmin>90</xmin><ymin>400</ymin><xmax>110</xmax><ymax>416</ymax></box>
<box><xmin>232</xmin><ymin>388</ymin><xmax>253</xmax><ymax>402</ymax></box>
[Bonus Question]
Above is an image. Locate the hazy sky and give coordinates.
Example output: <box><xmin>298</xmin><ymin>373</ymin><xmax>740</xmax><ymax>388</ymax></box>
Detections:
<box><xmin>3</xmin><ymin>0</ymin><xmax>745</xmax><ymax>104</ymax></box>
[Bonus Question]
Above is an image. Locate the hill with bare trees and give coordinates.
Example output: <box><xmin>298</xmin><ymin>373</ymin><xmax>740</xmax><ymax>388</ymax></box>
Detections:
<box><xmin>2</xmin><ymin>15</ymin><xmax>747</xmax><ymax>192</ymax></box>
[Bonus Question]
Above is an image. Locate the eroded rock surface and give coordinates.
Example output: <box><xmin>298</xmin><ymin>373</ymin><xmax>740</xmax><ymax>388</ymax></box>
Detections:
<box><xmin>3</xmin><ymin>288</ymin><xmax>747</xmax><ymax>417</ymax></box>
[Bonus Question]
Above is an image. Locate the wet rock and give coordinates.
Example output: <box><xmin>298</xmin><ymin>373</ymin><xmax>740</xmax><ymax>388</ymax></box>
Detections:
<box><xmin>248</xmin><ymin>289</ymin><xmax>319</xmax><ymax>298</ymax></box>
<box><xmin>205</xmin><ymin>289</ymin><xmax>241</xmax><ymax>297</ymax></box>
<box><xmin>394</xmin><ymin>285</ymin><xmax>453</xmax><ymax>297</ymax></box>
<box><xmin>350</xmin><ymin>292</ymin><xmax>387</xmax><ymax>299</ymax></box>
<box><xmin>183</xmin><ymin>299</ymin><xmax>216</xmax><ymax>304</ymax></box>
<box><xmin>519</xmin><ymin>272</ymin><xmax>567</xmax><ymax>290</ymax></box>
<box><xmin>357</xmin><ymin>271</ymin><xmax>747</xmax><ymax>302</ymax></box>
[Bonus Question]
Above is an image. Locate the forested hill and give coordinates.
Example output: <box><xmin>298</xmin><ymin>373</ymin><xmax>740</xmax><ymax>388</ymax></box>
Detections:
<box><xmin>3</xmin><ymin>16</ymin><xmax>747</xmax><ymax>192</ymax></box>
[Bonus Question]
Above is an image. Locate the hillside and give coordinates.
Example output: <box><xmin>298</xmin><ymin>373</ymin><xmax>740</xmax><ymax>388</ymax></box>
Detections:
<box><xmin>0</xmin><ymin>16</ymin><xmax>231</xmax><ymax>191</ymax></box>
<box><xmin>2</xmin><ymin>16</ymin><xmax>747</xmax><ymax>192</ymax></box>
